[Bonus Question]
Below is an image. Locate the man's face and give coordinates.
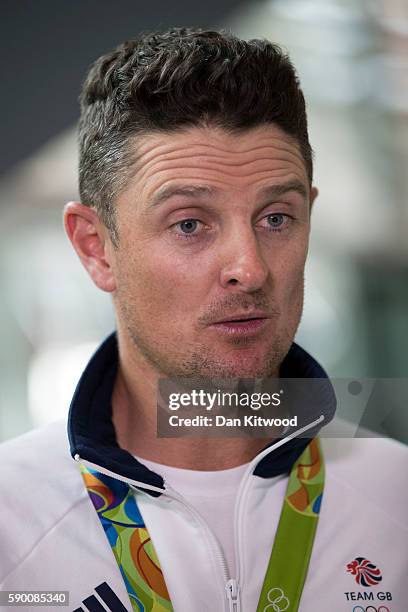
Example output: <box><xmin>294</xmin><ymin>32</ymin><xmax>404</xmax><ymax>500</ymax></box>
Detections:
<box><xmin>109</xmin><ymin>124</ymin><xmax>316</xmax><ymax>379</ymax></box>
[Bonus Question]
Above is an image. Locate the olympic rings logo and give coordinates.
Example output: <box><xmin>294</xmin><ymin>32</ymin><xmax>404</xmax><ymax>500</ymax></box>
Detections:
<box><xmin>263</xmin><ymin>587</ymin><xmax>290</xmax><ymax>612</ymax></box>
<box><xmin>352</xmin><ymin>607</ymin><xmax>390</xmax><ymax>612</ymax></box>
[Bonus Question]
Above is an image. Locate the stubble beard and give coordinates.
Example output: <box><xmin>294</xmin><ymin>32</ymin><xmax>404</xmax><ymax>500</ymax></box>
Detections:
<box><xmin>118</xmin><ymin>296</ymin><xmax>303</xmax><ymax>384</ymax></box>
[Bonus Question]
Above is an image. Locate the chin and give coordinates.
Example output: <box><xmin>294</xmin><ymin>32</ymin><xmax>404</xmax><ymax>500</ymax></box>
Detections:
<box><xmin>223</xmin><ymin>365</ymin><xmax>276</xmax><ymax>380</ymax></box>
<box><xmin>213</xmin><ymin>349</ymin><xmax>283</xmax><ymax>380</ymax></box>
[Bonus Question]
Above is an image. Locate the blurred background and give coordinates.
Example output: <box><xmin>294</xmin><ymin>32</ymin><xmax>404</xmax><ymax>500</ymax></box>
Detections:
<box><xmin>1</xmin><ymin>0</ymin><xmax>407</xmax><ymax>443</ymax></box>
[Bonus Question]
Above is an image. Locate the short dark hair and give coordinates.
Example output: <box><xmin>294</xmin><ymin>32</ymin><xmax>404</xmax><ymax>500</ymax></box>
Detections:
<box><xmin>78</xmin><ymin>27</ymin><xmax>313</xmax><ymax>244</ymax></box>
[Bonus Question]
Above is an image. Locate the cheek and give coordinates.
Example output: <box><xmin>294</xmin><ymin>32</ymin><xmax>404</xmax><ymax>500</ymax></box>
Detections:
<box><xmin>114</xmin><ymin>239</ymin><xmax>206</xmax><ymax>312</ymax></box>
<box><xmin>266</xmin><ymin>238</ymin><xmax>308</xmax><ymax>297</ymax></box>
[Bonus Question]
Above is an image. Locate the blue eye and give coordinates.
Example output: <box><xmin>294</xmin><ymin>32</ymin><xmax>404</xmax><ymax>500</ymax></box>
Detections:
<box><xmin>179</xmin><ymin>219</ymin><xmax>198</xmax><ymax>233</ymax></box>
<box><xmin>267</xmin><ymin>213</ymin><xmax>285</xmax><ymax>228</ymax></box>
<box><xmin>170</xmin><ymin>218</ymin><xmax>205</xmax><ymax>241</ymax></box>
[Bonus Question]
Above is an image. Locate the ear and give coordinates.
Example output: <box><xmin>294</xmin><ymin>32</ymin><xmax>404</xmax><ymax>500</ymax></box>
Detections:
<box><xmin>309</xmin><ymin>186</ymin><xmax>318</xmax><ymax>214</ymax></box>
<box><xmin>63</xmin><ymin>202</ymin><xmax>116</xmax><ymax>292</ymax></box>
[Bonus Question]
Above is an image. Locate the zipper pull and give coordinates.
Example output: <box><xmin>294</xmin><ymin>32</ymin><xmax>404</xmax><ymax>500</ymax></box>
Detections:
<box><xmin>225</xmin><ymin>579</ymin><xmax>240</xmax><ymax>612</ymax></box>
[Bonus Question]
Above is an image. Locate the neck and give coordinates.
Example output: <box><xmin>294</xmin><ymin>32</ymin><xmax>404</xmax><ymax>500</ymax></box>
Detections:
<box><xmin>111</xmin><ymin>335</ymin><xmax>275</xmax><ymax>471</ymax></box>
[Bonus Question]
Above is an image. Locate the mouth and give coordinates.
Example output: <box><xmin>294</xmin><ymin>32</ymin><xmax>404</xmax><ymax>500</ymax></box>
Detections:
<box><xmin>209</xmin><ymin>313</ymin><xmax>271</xmax><ymax>336</ymax></box>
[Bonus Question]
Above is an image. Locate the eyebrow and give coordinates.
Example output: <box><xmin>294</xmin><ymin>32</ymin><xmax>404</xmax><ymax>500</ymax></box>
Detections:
<box><xmin>149</xmin><ymin>184</ymin><xmax>219</xmax><ymax>208</ymax></box>
<box><xmin>257</xmin><ymin>179</ymin><xmax>308</xmax><ymax>203</ymax></box>
<box><xmin>148</xmin><ymin>179</ymin><xmax>308</xmax><ymax>209</ymax></box>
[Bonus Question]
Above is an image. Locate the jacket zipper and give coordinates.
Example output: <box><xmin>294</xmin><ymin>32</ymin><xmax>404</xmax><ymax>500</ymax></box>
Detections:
<box><xmin>75</xmin><ymin>415</ymin><xmax>323</xmax><ymax>611</ymax></box>
<box><xmin>232</xmin><ymin>415</ymin><xmax>325</xmax><ymax>591</ymax></box>
<box><xmin>161</xmin><ymin>483</ymin><xmax>234</xmax><ymax>610</ymax></box>
<box><xmin>225</xmin><ymin>578</ymin><xmax>240</xmax><ymax>612</ymax></box>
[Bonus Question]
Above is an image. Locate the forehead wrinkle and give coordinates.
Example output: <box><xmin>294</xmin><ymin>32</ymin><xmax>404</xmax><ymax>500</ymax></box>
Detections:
<box><xmin>132</xmin><ymin>134</ymin><xmax>305</xmax><ymax>178</ymax></box>
<box><xmin>135</xmin><ymin>141</ymin><xmax>304</xmax><ymax>171</ymax></box>
<box><xmin>136</xmin><ymin>154</ymin><xmax>307</xmax><ymax>186</ymax></box>
<box><xmin>140</xmin><ymin>165</ymin><xmax>307</xmax><ymax>192</ymax></box>
<box><xmin>141</xmin><ymin>151</ymin><xmax>304</xmax><ymax>169</ymax></box>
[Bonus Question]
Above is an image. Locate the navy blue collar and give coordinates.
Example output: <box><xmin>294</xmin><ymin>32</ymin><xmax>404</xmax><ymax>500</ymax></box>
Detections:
<box><xmin>68</xmin><ymin>332</ymin><xmax>335</xmax><ymax>496</ymax></box>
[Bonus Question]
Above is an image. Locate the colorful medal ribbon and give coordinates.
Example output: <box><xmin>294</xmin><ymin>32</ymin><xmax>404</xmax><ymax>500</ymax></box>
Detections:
<box><xmin>80</xmin><ymin>467</ymin><xmax>173</xmax><ymax>611</ymax></box>
<box><xmin>256</xmin><ymin>437</ymin><xmax>324</xmax><ymax>612</ymax></box>
<box><xmin>80</xmin><ymin>438</ymin><xmax>324</xmax><ymax>612</ymax></box>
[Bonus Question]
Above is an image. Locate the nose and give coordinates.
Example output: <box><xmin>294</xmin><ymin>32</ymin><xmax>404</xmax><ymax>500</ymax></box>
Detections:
<box><xmin>219</xmin><ymin>226</ymin><xmax>269</xmax><ymax>292</ymax></box>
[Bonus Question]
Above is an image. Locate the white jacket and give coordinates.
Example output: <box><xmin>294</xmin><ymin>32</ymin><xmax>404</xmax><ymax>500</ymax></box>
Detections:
<box><xmin>1</xmin><ymin>334</ymin><xmax>407</xmax><ymax>612</ymax></box>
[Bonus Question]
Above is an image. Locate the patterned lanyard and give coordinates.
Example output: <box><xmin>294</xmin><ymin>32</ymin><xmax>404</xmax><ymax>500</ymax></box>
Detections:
<box><xmin>80</xmin><ymin>438</ymin><xmax>324</xmax><ymax>612</ymax></box>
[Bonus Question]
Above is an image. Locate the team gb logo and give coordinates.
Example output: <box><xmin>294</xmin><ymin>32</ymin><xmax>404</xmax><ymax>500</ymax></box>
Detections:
<box><xmin>346</xmin><ymin>557</ymin><xmax>383</xmax><ymax>587</ymax></box>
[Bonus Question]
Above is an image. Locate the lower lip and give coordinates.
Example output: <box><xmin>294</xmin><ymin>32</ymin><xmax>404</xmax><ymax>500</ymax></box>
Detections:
<box><xmin>209</xmin><ymin>318</ymin><xmax>269</xmax><ymax>335</ymax></box>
